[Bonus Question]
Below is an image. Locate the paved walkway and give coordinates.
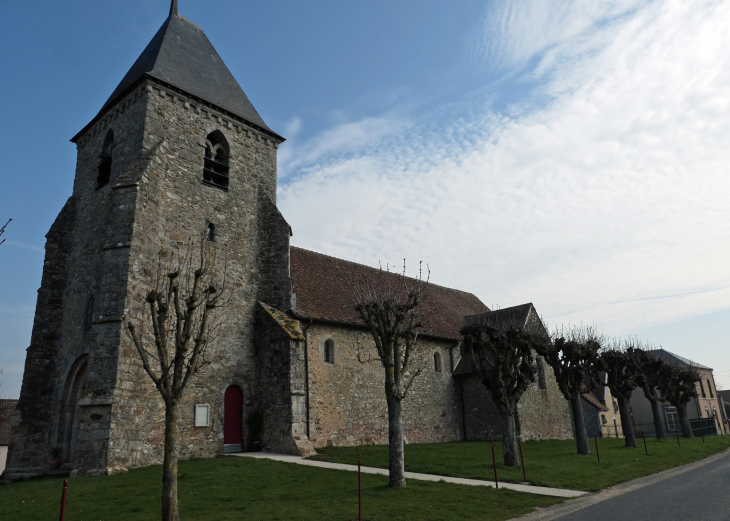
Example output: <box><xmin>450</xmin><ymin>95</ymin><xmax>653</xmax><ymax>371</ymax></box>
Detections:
<box><xmin>226</xmin><ymin>452</ymin><xmax>586</xmax><ymax>498</ymax></box>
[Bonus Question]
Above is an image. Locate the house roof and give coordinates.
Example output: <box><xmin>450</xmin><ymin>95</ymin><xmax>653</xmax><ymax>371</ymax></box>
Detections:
<box><xmin>76</xmin><ymin>12</ymin><xmax>278</xmax><ymax>141</ymax></box>
<box><xmin>289</xmin><ymin>247</ymin><xmax>487</xmax><ymax>340</ymax></box>
<box><xmin>648</xmin><ymin>349</ymin><xmax>713</xmax><ymax>371</ymax></box>
<box><xmin>582</xmin><ymin>392</ymin><xmax>609</xmax><ymax>411</ymax></box>
<box><xmin>0</xmin><ymin>399</ymin><xmax>19</xmax><ymax>446</ymax></box>
<box><xmin>452</xmin><ymin>303</ymin><xmax>543</xmax><ymax>377</ymax></box>
<box><xmin>717</xmin><ymin>390</ymin><xmax>730</xmax><ymax>403</ymax></box>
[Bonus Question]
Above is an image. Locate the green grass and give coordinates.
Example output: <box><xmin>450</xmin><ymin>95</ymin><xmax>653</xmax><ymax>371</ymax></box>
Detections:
<box><xmin>0</xmin><ymin>457</ymin><xmax>561</xmax><ymax>521</ymax></box>
<box><xmin>311</xmin><ymin>436</ymin><xmax>730</xmax><ymax>491</ymax></box>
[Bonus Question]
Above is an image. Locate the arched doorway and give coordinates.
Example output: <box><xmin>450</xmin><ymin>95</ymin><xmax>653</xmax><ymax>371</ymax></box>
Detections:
<box><xmin>57</xmin><ymin>355</ymin><xmax>89</xmax><ymax>463</ymax></box>
<box><xmin>223</xmin><ymin>386</ymin><xmax>243</xmax><ymax>453</ymax></box>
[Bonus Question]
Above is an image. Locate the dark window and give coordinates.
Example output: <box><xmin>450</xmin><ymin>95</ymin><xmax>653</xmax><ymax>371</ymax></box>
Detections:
<box><xmin>97</xmin><ymin>129</ymin><xmax>114</xmax><ymax>188</ymax></box>
<box><xmin>207</xmin><ymin>223</ymin><xmax>215</xmax><ymax>241</ymax></box>
<box><xmin>434</xmin><ymin>352</ymin><xmax>442</xmax><ymax>373</ymax></box>
<box><xmin>708</xmin><ymin>380</ymin><xmax>713</xmax><ymax>398</ymax></box>
<box><xmin>204</xmin><ymin>130</ymin><xmax>230</xmax><ymax>190</ymax></box>
<box><xmin>324</xmin><ymin>340</ymin><xmax>335</xmax><ymax>364</ymax></box>
<box><xmin>84</xmin><ymin>296</ymin><xmax>95</xmax><ymax>331</ymax></box>
<box><xmin>700</xmin><ymin>380</ymin><xmax>706</xmax><ymax>398</ymax></box>
<box><xmin>537</xmin><ymin>357</ymin><xmax>547</xmax><ymax>389</ymax></box>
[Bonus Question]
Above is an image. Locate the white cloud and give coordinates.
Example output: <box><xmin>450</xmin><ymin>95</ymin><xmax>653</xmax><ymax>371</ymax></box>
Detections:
<box><xmin>279</xmin><ymin>0</ymin><xmax>730</xmax><ymax>336</ymax></box>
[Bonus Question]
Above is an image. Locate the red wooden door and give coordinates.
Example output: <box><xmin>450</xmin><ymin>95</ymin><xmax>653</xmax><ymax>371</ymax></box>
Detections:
<box><xmin>224</xmin><ymin>386</ymin><xmax>243</xmax><ymax>445</ymax></box>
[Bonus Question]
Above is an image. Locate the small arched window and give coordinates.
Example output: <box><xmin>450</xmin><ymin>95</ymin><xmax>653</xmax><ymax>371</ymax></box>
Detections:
<box><xmin>207</xmin><ymin>223</ymin><xmax>216</xmax><ymax>241</ymax></box>
<box><xmin>84</xmin><ymin>295</ymin><xmax>95</xmax><ymax>331</ymax></box>
<box><xmin>537</xmin><ymin>357</ymin><xmax>547</xmax><ymax>389</ymax></box>
<box><xmin>324</xmin><ymin>339</ymin><xmax>335</xmax><ymax>364</ymax></box>
<box><xmin>97</xmin><ymin>129</ymin><xmax>114</xmax><ymax>188</ymax></box>
<box><xmin>434</xmin><ymin>352</ymin><xmax>442</xmax><ymax>373</ymax></box>
<box><xmin>204</xmin><ymin>130</ymin><xmax>230</xmax><ymax>190</ymax></box>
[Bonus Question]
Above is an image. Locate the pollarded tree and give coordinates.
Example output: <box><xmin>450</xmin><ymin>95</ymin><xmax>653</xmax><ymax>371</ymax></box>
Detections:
<box><xmin>460</xmin><ymin>317</ymin><xmax>545</xmax><ymax>466</ymax></box>
<box><xmin>535</xmin><ymin>325</ymin><xmax>602</xmax><ymax>456</ymax></box>
<box><xmin>599</xmin><ymin>343</ymin><xmax>640</xmax><ymax>448</ymax></box>
<box><xmin>351</xmin><ymin>260</ymin><xmax>428</xmax><ymax>489</ymax></box>
<box><xmin>634</xmin><ymin>347</ymin><xmax>667</xmax><ymax>441</ymax></box>
<box><xmin>125</xmin><ymin>236</ymin><xmax>227</xmax><ymax>521</ymax></box>
<box><xmin>658</xmin><ymin>362</ymin><xmax>700</xmax><ymax>438</ymax></box>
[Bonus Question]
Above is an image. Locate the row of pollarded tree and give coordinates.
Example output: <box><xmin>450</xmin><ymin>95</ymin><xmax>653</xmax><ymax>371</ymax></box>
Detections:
<box><xmin>462</xmin><ymin>319</ymin><xmax>704</xmax><ymax>468</ymax></box>
<box><xmin>348</xmin><ymin>263</ymin><xmax>706</xmax><ymax>484</ymax></box>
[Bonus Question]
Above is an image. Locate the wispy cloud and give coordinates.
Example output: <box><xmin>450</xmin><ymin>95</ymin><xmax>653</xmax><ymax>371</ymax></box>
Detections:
<box><xmin>278</xmin><ymin>0</ymin><xmax>730</xmax><ymax>335</ymax></box>
<box><xmin>4</xmin><ymin>241</ymin><xmax>44</xmax><ymax>253</ymax></box>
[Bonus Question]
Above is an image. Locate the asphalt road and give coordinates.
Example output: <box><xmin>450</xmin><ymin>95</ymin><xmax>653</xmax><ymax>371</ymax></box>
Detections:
<box><xmin>556</xmin><ymin>452</ymin><xmax>730</xmax><ymax>521</ymax></box>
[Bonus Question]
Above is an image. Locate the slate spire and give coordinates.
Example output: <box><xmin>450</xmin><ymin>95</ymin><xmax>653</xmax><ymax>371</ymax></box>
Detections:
<box><xmin>80</xmin><ymin>3</ymin><xmax>279</xmax><ymax>139</ymax></box>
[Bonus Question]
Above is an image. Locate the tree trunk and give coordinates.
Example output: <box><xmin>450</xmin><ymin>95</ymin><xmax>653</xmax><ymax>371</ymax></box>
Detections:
<box><xmin>386</xmin><ymin>396</ymin><xmax>406</xmax><ymax>488</ymax></box>
<box><xmin>649</xmin><ymin>399</ymin><xmax>666</xmax><ymax>441</ymax></box>
<box><xmin>570</xmin><ymin>395</ymin><xmax>591</xmax><ymax>455</ymax></box>
<box><xmin>677</xmin><ymin>403</ymin><xmax>694</xmax><ymax>438</ymax></box>
<box><xmin>617</xmin><ymin>396</ymin><xmax>637</xmax><ymax>448</ymax></box>
<box><xmin>162</xmin><ymin>400</ymin><xmax>180</xmax><ymax>521</ymax></box>
<box><xmin>500</xmin><ymin>412</ymin><xmax>520</xmax><ymax>467</ymax></box>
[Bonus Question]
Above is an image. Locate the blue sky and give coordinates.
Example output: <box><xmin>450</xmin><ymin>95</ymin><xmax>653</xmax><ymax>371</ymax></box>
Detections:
<box><xmin>1</xmin><ymin>0</ymin><xmax>729</xmax><ymax>398</ymax></box>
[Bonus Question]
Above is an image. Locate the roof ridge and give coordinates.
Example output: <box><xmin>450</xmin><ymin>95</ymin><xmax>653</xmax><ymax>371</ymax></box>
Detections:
<box><xmin>290</xmin><ymin>246</ymin><xmax>484</xmax><ymax>301</ymax></box>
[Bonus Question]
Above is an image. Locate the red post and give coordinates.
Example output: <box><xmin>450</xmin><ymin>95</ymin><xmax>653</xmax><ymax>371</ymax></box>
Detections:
<box><xmin>594</xmin><ymin>436</ymin><xmax>600</xmax><ymax>464</ymax></box>
<box><xmin>490</xmin><ymin>442</ymin><xmax>499</xmax><ymax>489</ymax></box>
<box><xmin>357</xmin><ymin>454</ymin><xmax>362</xmax><ymax>521</ymax></box>
<box><xmin>59</xmin><ymin>479</ymin><xmax>68</xmax><ymax>521</ymax></box>
<box><xmin>676</xmin><ymin>430</ymin><xmax>681</xmax><ymax>447</ymax></box>
<box><xmin>642</xmin><ymin>431</ymin><xmax>648</xmax><ymax>456</ymax></box>
<box><xmin>518</xmin><ymin>440</ymin><xmax>526</xmax><ymax>483</ymax></box>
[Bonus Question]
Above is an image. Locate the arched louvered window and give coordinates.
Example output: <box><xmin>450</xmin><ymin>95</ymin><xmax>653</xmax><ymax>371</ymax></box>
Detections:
<box><xmin>324</xmin><ymin>339</ymin><xmax>335</xmax><ymax>364</ymax></box>
<box><xmin>97</xmin><ymin>129</ymin><xmax>114</xmax><ymax>188</ymax></box>
<box><xmin>204</xmin><ymin>130</ymin><xmax>230</xmax><ymax>190</ymax></box>
<box><xmin>434</xmin><ymin>352</ymin><xmax>442</xmax><ymax>373</ymax></box>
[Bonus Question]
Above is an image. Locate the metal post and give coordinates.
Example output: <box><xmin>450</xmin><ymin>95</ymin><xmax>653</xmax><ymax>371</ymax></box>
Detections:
<box><xmin>594</xmin><ymin>436</ymin><xmax>600</xmax><ymax>464</ymax></box>
<box><xmin>491</xmin><ymin>442</ymin><xmax>499</xmax><ymax>489</ymax></box>
<box><xmin>613</xmin><ymin>418</ymin><xmax>619</xmax><ymax>439</ymax></box>
<box><xmin>59</xmin><ymin>479</ymin><xmax>68</xmax><ymax>521</ymax></box>
<box><xmin>643</xmin><ymin>431</ymin><xmax>648</xmax><ymax>455</ymax></box>
<box><xmin>358</xmin><ymin>454</ymin><xmax>362</xmax><ymax>521</ymax></box>
<box><xmin>518</xmin><ymin>440</ymin><xmax>526</xmax><ymax>483</ymax></box>
<box><xmin>676</xmin><ymin>430</ymin><xmax>681</xmax><ymax>447</ymax></box>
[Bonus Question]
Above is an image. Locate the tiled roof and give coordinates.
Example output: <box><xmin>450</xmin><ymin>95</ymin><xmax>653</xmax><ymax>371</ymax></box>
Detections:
<box><xmin>648</xmin><ymin>349</ymin><xmax>713</xmax><ymax>371</ymax></box>
<box><xmin>0</xmin><ymin>399</ymin><xmax>19</xmax><ymax>446</ymax></box>
<box><xmin>582</xmin><ymin>392</ymin><xmax>608</xmax><ymax>411</ymax></box>
<box><xmin>289</xmin><ymin>247</ymin><xmax>487</xmax><ymax>340</ymax></box>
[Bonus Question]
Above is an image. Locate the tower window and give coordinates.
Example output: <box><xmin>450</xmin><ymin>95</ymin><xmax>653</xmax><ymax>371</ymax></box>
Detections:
<box><xmin>204</xmin><ymin>130</ymin><xmax>230</xmax><ymax>190</ymax></box>
<box><xmin>537</xmin><ymin>357</ymin><xmax>547</xmax><ymax>389</ymax></box>
<box><xmin>324</xmin><ymin>340</ymin><xmax>335</xmax><ymax>364</ymax></box>
<box><xmin>207</xmin><ymin>223</ymin><xmax>215</xmax><ymax>241</ymax></box>
<box><xmin>434</xmin><ymin>352</ymin><xmax>442</xmax><ymax>373</ymax></box>
<box><xmin>84</xmin><ymin>295</ymin><xmax>95</xmax><ymax>331</ymax></box>
<box><xmin>97</xmin><ymin>129</ymin><xmax>114</xmax><ymax>188</ymax></box>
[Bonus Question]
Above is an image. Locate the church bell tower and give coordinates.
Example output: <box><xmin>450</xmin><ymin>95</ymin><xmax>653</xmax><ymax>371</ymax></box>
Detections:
<box><xmin>6</xmin><ymin>1</ymin><xmax>294</xmax><ymax>476</ymax></box>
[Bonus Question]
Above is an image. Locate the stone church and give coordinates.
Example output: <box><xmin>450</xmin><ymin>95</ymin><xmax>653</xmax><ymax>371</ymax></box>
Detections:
<box><xmin>5</xmin><ymin>4</ymin><xmax>571</xmax><ymax>478</ymax></box>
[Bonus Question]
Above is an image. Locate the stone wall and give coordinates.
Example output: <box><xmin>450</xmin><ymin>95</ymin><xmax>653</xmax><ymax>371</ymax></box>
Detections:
<box><xmin>6</xmin><ymin>196</ymin><xmax>76</xmax><ymax>473</ymax></box>
<box><xmin>459</xmin><ymin>355</ymin><xmax>572</xmax><ymax>441</ymax></box>
<box><xmin>305</xmin><ymin>322</ymin><xmax>463</xmax><ymax>448</ymax></box>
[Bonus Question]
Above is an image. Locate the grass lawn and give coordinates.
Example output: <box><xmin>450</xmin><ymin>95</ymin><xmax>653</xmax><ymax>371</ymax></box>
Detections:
<box><xmin>0</xmin><ymin>456</ymin><xmax>561</xmax><ymax>521</ymax></box>
<box><xmin>310</xmin><ymin>435</ymin><xmax>730</xmax><ymax>491</ymax></box>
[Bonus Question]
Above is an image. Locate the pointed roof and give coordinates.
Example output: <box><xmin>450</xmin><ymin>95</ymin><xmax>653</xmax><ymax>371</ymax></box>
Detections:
<box><xmin>76</xmin><ymin>12</ymin><xmax>279</xmax><ymax>141</ymax></box>
<box><xmin>648</xmin><ymin>348</ymin><xmax>712</xmax><ymax>371</ymax></box>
